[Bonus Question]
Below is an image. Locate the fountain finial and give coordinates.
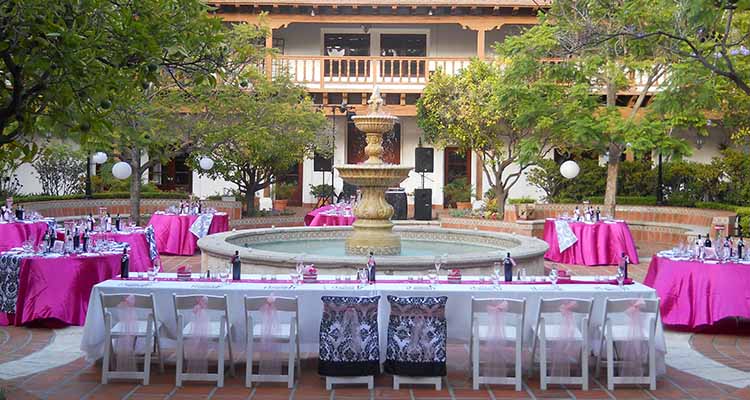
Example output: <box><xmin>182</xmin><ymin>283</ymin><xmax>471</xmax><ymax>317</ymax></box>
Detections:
<box><xmin>367</xmin><ymin>86</ymin><xmax>385</xmax><ymax>115</ymax></box>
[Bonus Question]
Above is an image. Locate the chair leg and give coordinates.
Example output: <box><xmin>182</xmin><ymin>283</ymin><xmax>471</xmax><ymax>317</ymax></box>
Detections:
<box><xmin>595</xmin><ymin>335</ymin><xmax>604</xmax><ymax>378</ymax></box>
<box><xmin>435</xmin><ymin>377</ymin><xmax>442</xmax><ymax>391</ymax></box>
<box><xmin>326</xmin><ymin>377</ymin><xmax>333</xmax><ymax>390</ymax></box>
<box><xmin>515</xmin><ymin>337</ymin><xmax>523</xmax><ymax>392</ymax></box>
<box><xmin>288</xmin><ymin>339</ymin><xmax>296</xmax><ymax>389</ymax></box>
<box><xmin>144</xmin><ymin>335</ymin><xmax>152</xmax><ymax>386</ymax></box>
<box><xmin>218</xmin><ymin>336</ymin><xmax>226</xmax><ymax>388</ymax></box>
<box><xmin>155</xmin><ymin>335</ymin><xmax>165</xmax><ymax>374</ymax></box>
<box><xmin>582</xmin><ymin>339</ymin><xmax>589</xmax><ymax>391</ymax></box>
<box><xmin>539</xmin><ymin>335</ymin><xmax>547</xmax><ymax>390</ymax></box>
<box><xmin>367</xmin><ymin>376</ymin><xmax>374</xmax><ymax>390</ymax></box>
<box><xmin>472</xmin><ymin>336</ymin><xmax>479</xmax><ymax>390</ymax></box>
<box><xmin>393</xmin><ymin>375</ymin><xmax>399</xmax><ymax>390</ymax></box>
<box><xmin>101</xmin><ymin>336</ymin><xmax>111</xmax><ymax>385</ymax></box>
<box><xmin>175</xmin><ymin>335</ymin><xmax>183</xmax><ymax>387</ymax></box>
<box><xmin>649</xmin><ymin>337</ymin><xmax>656</xmax><ymax>390</ymax></box>
<box><xmin>607</xmin><ymin>335</ymin><xmax>614</xmax><ymax>391</ymax></box>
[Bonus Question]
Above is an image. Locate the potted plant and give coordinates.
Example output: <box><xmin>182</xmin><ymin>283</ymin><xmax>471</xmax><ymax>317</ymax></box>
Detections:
<box><xmin>509</xmin><ymin>197</ymin><xmax>536</xmax><ymax>220</ymax></box>
<box><xmin>310</xmin><ymin>184</ymin><xmax>334</xmax><ymax>206</ymax></box>
<box><xmin>272</xmin><ymin>182</ymin><xmax>296</xmax><ymax>212</ymax></box>
<box><xmin>443</xmin><ymin>177</ymin><xmax>473</xmax><ymax>209</ymax></box>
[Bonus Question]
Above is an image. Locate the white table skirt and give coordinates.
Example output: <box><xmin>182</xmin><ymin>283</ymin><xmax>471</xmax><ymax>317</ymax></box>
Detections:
<box><xmin>80</xmin><ymin>274</ymin><xmax>666</xmax><ymax>374</ymax></box>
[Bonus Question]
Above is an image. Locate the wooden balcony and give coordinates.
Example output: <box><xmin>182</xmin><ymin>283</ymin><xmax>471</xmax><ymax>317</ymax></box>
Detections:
<box><xmin>271</xmin><ymin>55</ymin><xmax>664</xmax><ymax>96</ymax></box>
<box><xmin>272</xmin><ymin>55</ymin><xmax>472</xmax><ymax>92</ymax></box>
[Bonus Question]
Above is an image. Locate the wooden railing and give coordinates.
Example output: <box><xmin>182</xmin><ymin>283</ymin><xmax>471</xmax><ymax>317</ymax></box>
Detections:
<box><xmin>272</xmin><ymin>55</ymin><xmax>472</xmax><ymax>90</ymax></box>
<box><xmin>271</xmin><ymin>55</ymin><xmax>663</xmax><ymax>93</ymax></box>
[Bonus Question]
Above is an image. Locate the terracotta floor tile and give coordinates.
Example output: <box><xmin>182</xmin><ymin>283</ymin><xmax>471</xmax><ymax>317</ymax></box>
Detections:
<box><xmin>167</xmin><ymin>395</ymin><xmax>209</xmax><ymax>400</ymax></box>
<box><xmin>604</xmin><ymin>388</ymin><xmax>650</xmax><ymax>400</ymax></box>
<box><xmin>489</xmin><ymin>387</ymin><xmax>531</xmax><ymax>399</ymax></box>
<box><xmin>127</xmin><ymin>395</ymin><xmax>169</xmax><ymax>400</ymax></box>
<box><xmin>567</xmin><ymin>388</ymin><xmax>612</xmax><ymax>399</ymax></box>
<box><xmin>211</xmin><ymin>385</ymin><xmax>252</xmax><ymax>396</ymax></box>
<box><xmin>370</xmin><ymin>388</ymin><xmax>412</xmax><ymax>399</ymax></box>
<box><xmin>171</xmin><ymin>384</ymin><xmax>216</xmax><ymax>395</ymax></box>
<box><xmin>131</xmin><ymin>384</ymin><xmax>175</xmax><ymax>395</ymax></box>
<box><xmin>211</xmin><ymin>395</ymin><xmax>252</xmax><ymax>400</ymax></box>
<box><xmin>451</xmin><ymin>387</ymin><xmax>493</xmax><ymax>399</ymax></box>
<box><xmin>529</xmin><ymin>387</ymin><xmax>572</xmax><ymax>399</ymax></box>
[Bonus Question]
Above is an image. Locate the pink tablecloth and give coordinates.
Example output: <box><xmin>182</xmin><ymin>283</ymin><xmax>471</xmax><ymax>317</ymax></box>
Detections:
<box><xmin>147</xmin><ymin>213</ymin><xmax>229</xmax><ymax>256</ymax></box>
<box><xmin>92</xmin><ymin>231</ymin><xmax>157</xmax><ymax>271</ymax></box>
<box><xmin>543</xmin><ymin>219</ymin><xmax>639</xmax><ymax>266</ymax></box>
<box><xmin>643</xmin><ymin>256</ymin><xmax>750</xmax><ymax>329</ymax></box>
<box><xmin>304</xmin><ymin>205</ymin><xmax>356</xmax><ymax>227</ymax></box>
<box><xmin>0</xmin><ymin>252</ymin><xmax>148</xmax><ymax>327</ymax></box>
<box><xmin>0</xmin><ymin>221</ymin><xmax>49</xmax><ymax>252</ymax></box>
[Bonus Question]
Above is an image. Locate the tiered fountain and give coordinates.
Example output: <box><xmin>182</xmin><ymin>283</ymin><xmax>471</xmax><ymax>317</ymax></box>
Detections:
<box><xmin>335</xmin><ymin>90</ymin><xmax>413</xmax><ymax>255</ymax></box>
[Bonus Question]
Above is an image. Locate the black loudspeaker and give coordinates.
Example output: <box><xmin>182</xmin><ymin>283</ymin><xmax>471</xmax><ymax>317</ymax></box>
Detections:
<box><xmin>385</xmin><ymin>188</ymin><xmax>407</xmax><ymax>220</ymax></box>
<box><xmin>313</xmin><ymin>153</ymin><xmax>333</xmax><ymax>172</ymax></box>
<box><xmin>415</xmin><ymin>147</ymin><xmax>434</xmax><ymax>173</ymax></box>
<box><xmin>414</xmin><ymin>188</ymin><xmax>432</xmax><ymax>221</ymax></box>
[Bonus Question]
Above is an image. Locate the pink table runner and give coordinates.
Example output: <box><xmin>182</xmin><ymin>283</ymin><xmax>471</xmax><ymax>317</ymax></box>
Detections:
<box><xmin>543</xmin><ymin>219</ymin><xmax>639</xmax><ymax>266</ymax></box>
<box><xmin>0</xmin><ymin>221</ymin><xmax>49</xmax><ymax>252</ymax></box>
<box><xmin>147</xmin><ymin>213</ymin><xmax>229</xmax><ymax>256</ymax></box>
<box><xmin>643</xmin><ymin>255</ymin><xmax>750</xmax><ymax>329</ymax></box>
<box><xmin>0</xmin><ymin>252</ymin><xmax>149</xmax><ymax>327</ymax></box>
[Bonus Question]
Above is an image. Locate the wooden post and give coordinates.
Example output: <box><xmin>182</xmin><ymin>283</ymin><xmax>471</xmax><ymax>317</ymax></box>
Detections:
<box><xmin>265</xmin><ymin>30</ymin><xmax>274</xmax><ymax>78</ymax></box>
<box><xmin>476</xmin><ymin>29</ymin><xmax>486</xmax><ymax>59</ymax></box>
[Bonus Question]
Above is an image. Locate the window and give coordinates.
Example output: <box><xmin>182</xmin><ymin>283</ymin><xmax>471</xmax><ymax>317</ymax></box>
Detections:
<box><xmin>323</xmin><ymin>33</ymin><xmax>370</xmax><ymax>77</ymax></box>
<box><xmin>380</xmin><ymin>34</ymin><xmax>427</xmax><ymax>77</ymax></box>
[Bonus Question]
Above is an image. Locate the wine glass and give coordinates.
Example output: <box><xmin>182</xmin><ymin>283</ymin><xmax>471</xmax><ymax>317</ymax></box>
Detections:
<box><xmin>549</xmin><ymin>267</ymin><xmax>559</xmax><ymax>289</ymax></box>
<box><xmin>433</xmin><ymin>256</ymin><xmax>443</xmax><ymax>277</ymax></box>
<box><xmin>616</xmin><ymin>266</ymin><xmax>625</xmax><ymax>290</ymax></box>
<box><xmin>291</xmin><ymin>272</ymin><xmax>301</xmax><ymax>287</ymax></box>
<box><xmin>358</xmin><ymin>268</ymin><xmax>369</xmax><ymax>288</ymax></box>
<box><xmin>219</xmin><ymin>268</ymin><xmax>230</xmax><ymax>284</ymax></box>
<box><xmin>427</xmin><ymin>272</ymin><xmax>438</xmax><ymax>289</ymax></box>
<box><xmin>295</xmin><ymin>254</ymin><xmax>305</xmax><ymax>275</ymax></box>
<box><xmin>493</xmin><ymin>261</ymin><xmax>501</xmax><ymax>281</ymax></box>
<box><xmin>152</xmin><ymin>258</ymin><xmax>161</xmax><ymax>276</ymax></box>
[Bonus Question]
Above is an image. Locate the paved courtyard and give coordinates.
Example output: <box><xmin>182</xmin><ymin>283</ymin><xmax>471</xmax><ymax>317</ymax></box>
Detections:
<box><xmin>1</xmin><ymin>252</ymin><xmax>749</xmax><ymax>400</ymax></box>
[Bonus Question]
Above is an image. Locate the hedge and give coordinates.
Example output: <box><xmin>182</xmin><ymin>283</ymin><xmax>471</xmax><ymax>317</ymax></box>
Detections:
<box><xmin>15</xmin><ymin>191</ymin><xmax>190</xmax><ymax>203</ymax></box>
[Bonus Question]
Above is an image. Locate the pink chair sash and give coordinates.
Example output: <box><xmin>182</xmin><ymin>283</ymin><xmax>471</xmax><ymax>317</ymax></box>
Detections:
<box><xmin>186</xmin><ymin>296</ymin><xmax>210</xmax><ymax>373</ymax></box>
<box><xmin>620</xmin><ymin>299</ymin><xmax>647</xmax><ymax>377</ymax></box>
<box><xmin>258</xmin><ymin>296</ymin><xmax>282</xmax><ymax>375</ymax></box>
<box><xmin>485</xmin><ymin>301</ymin><xmax>513</xmax><ymax>377</ymax></box>
<box><xmin>115</xmin><ymin>295</ymin><xmax>138</xmax><ymax>372</ymax></box>
<box><xmin>549</xmin><ymin>300</ymin><xmax>583</xmax><ymax>377</ymax></box>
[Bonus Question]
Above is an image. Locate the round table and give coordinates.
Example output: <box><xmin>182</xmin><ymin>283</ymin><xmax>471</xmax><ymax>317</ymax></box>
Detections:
<box><xmin>643</xmin><ymin>255</ymin><xmax>750</xmax><ymax>329</ymax></box>
<box><xmin>0</xmin><ymin>251</ymin><xmax>149</xmax><ymax>327</ymax></box>
<box><xmin>0</xmin><ymin>220</ymin><xmax>49</xmax><ymax>252</ymax></box>
<box><xmin>304</xmin><ymin>205</ymin><xmax>356</xmax><ymax>227</ymax></box>
<box><xmin>56</xmin><ymin>229</ymin><xmax>158</xmax><ymax>272</ymax></box>
<box><xmin>147</xmin><ymin>213</ymin><xmax>229</xmax><ymax>256</ymax></box>
<box><xmin>543</xmin><ymin>219</ymin><xmax>639</xmax><ymax>266</ymax></box>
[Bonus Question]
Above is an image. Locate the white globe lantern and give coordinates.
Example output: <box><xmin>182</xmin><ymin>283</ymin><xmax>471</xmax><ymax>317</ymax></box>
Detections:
<box><xmin>560</xmin><ymin>160</ymin><xmax>580</xmax><ymax>180</ymax></box>
<box><xmin>112</xmin><ymin>161</ymin><xmax>132</xmax><ymax>180</ymax></box>
<box><xmin>92</xmin><ymin>152</ymin><xmax>108</xmax><ymax>165</ymax></box>
<box><xmin>199</xmin><ymin>156</ymin><xmax>214</xmax><ymax>171</ymax></box>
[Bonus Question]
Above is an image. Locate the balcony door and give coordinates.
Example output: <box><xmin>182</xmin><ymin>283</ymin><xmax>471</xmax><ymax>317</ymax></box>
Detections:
<box><xmin>323</xmin><ymin>33</ymin><xmax>370</xmax><ymax>78</ymax></box>
<box><xmin>443</xmin><ymin>147</ymin><xmax>471</xmax><ymax>207</ymax></box>
<box><xmin>380</xmin><ymin>34</ymin><xmax>427</xmax><ymax>77</ymax></box>
<box><xmin>150</xmin><ymin>155</ymin><xmax>193</xmax><ymax>193</ymax></box>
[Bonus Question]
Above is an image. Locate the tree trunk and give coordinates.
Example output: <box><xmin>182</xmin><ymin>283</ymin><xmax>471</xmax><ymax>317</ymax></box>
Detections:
<box><xmin>604</xmin><ymin>144</ymin><xmax>621</xmax><ymax>218</ymax></box>
<box><xmin>494</xmin><ymin>184</ymin><xmax>508</xmax><ymax>220</ymax></box>
<box><xmin>130</xmin><ymin>161</ymin><xmax>142</xmax><ymax>225</ymax></box>
<box><xmin>244</xmin><ymin>189</ymin><xmax>255</xmax><ymax>217</ymax></box>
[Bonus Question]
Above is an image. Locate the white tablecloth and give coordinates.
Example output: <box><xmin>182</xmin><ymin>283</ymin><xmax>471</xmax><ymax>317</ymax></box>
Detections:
<box><xmin>80</xmin><ymin>274</ymin><xmax>666</xmax><ymax>373</ymax></box>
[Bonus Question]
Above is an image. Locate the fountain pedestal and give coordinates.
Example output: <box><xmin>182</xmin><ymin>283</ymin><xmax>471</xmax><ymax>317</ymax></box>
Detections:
<box><xmin>335</xmin><ymin>92</ymin><xmax>412</xmax><ymax>256</ymax></box>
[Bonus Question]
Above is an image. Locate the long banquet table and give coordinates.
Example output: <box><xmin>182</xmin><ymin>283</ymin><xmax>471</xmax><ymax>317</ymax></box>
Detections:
<box><xmin>0</xmin><ymin>220</ymin><xmax>50</xmax><ymax>252</ymax></box>
<box><xmin>644</xmin><ymin>255</ymin><xmax>750</xmax><ymax>329</ymax></box>
<box><xmin>0</xmin><ymin>251</ymin><xmax>149</xmax><ymax>327</ymax></box>
<box><xmin>543</xmin><ymin>219</ymin><xmax>639</xmax><ymax>266</ymax></box>
<box><xmin>80</xmin><ymin>274</ymin><xmax>666</xmax><ymax>374</ymax></box>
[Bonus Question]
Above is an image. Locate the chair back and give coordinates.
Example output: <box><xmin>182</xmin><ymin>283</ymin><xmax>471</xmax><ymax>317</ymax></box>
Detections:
<box><xmin>472</xmin><ymin>297</ymin><xmax>525</xmax><ymax>329</ymax></box>
<box><xmin>319</xmin><ymin>296</ymin><xmax>381</xmax><ymax>375</ymax></box>
<box><xmin>173</xmin><ymin>294</ymin><xmax>229</xmax><ymax>324</ymax></box>
<box><xmin>602</xmin><ymin>298</ymin><xmax>660</xmax><ymax>332</ymax></box>
<box><xmin>537</xmin><ymin>298</ymin><xmax>593</xmax><ymax>329</ymax></box>
<box><xmin>385</xmin><ymin>295</ymin><xmax>448</xmax><ymax>369</ymax></box>
<box><xmin>245</xmin><ymin>296</ymin><xmax>298</xmax><ymax>313</ymax></box>
<box><xmin>100</xmin><ymin>293</ymin><xmax>157</xmax><ymax>324</ymax></box>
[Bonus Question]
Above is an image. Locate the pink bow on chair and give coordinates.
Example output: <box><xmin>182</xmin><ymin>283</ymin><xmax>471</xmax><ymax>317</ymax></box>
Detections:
<box><xmin>621</xmin><ymin>299</ymin><xmax>647</xmax><ymax>377</ymax></box>
<box><xmin>549</xmin><ymin>300</ymin><xmax>582</xmax><ymax>377</ymax></box>
<box><xmin>258</xmin><ymin>295</ymin><xmax>282</xmax><ymax>375</ymax></box>
<box><xmin>485</xmin><ymin>301</ymin><xmax>511</xmax><ymax>377</ymax></box>
<box><xmin>115</xmin><ymin>295</ymin><xmax>138</xmax><ymax>372</ymax></box>
<box><xmin>186</xmin><ymin>296</ymin><xmax>210</xmax><ymax>373</ymax></box>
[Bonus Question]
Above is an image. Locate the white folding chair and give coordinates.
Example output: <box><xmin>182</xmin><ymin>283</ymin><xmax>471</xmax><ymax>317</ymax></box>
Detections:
<box><xmin>471</xmin><ymin>298</ymin><xmax>525</xmax><ymax>391</ymax></box>
<box><xmin>100</xmin><ymin>293</ymin><xmax>164</xmax><ymax>385</ymax></box>
<box><xmin>595</xmin><ymin>298</ymin><xmax>660</xmax><ymax>390</ymax></box>
<box><xmin>531</xmin><ymin>298</ymin><xmax>593</xmax><ymax>391</ymax></box>
<box><xmin>244</xmin><ymin>296</ymin><xmax>300</xmax><ymax>388</ymax></box>
<box><xmin>174</xmin><ymin>294</ymin><xmax>235</xmax><ymax>387</ymax></box>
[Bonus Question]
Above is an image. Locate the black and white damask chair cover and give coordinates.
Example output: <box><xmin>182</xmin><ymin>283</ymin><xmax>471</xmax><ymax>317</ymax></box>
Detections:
<box><xmin>385</xmin><ymin>295</ymin><xmax>448</xmax><ymax>377</ymax></box>
<box><xmin>318</xmin><ymin>296</ymin><xmax>380</xmax><ymax>377</ymax></box>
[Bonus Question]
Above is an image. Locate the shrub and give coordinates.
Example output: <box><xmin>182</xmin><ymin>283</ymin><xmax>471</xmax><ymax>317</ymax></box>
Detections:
<box><xmin>443</xmin><ymin>177</ymin><xmax>473</xmax><ymax>204</ymax></box>
<box><xmin>584</xmin><ymin>196</ymin><xmax>658</xmax><ymax>206</ymax></box>
<box><xmin>273</xmin><ymin>182</ymin><xmax>297</xmax><ymax>200</ymax></box>
<box><xmin>508</xmin><ymin>197</ymin><xmax>535</xmax><ymax>204</ymax></box>
<box><xmin>32</xmin><ymin>146</ymin><xmax>86</xmax><ymax>196</ymax></box>
<box><xmin>15</xmin><ymin>191</ymin><xmax>189</xmax><ymax>203</ymax></box>
<box><xmin>527</xmin><ymin>158</ymin><xmax>605</xmax><ymax>202</ymax></box>
<box><xmin>309</xmin><ymin>183</ymin><xmax>334</xmax><ymax>199</ymax></box>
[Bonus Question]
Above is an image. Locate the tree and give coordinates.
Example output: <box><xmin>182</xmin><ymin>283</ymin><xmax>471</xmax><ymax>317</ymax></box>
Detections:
<box><xmin>0</xmin><ymin>0</ymin><xmax>225</xmax><ymax>154</ymax></box>
<box><xmin>524</xmin><ymin>1</ymin><xmax>700</xmax><ymax>216</ymax></box>
<box><xmin>32</xmin><ymin>144</ymin><xmax>85</xmax><ymax>196</ymax></box>
<box><xmin>417</xmin><ymin>37</ymin><xmax>592</xmax><ymax>218</ymax></box>
<box><xmin>194</xmin><ymin>73</ymin><xmax>326</xmax><ymax>216</ymax></box>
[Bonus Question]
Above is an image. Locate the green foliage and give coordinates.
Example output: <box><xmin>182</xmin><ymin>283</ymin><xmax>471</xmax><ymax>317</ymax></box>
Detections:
<box><xmin>443</xmin><ymin>177</ymin><xmax>473</xmax><ymax>204</ymax></box>
<box><xmin>15</xmin><ymin>191</ymin><xmax>188</xmax><ymax>203</ymax></box>
<box><xmin>31</xmin><ymin>145</ymin><xmax>86</xmax><ymax>196</ymax></box>
<box><xmin>583</xmin><ymin>196</ymin><xmax>658</xmax><ymax>206</ymax></box>
<box><xmin>508</xmin><ymin>197</ymin><xmax>536</xmax><ymax>204</ymax></box>
<box><xmin>527</xmin><ymin>158</ymin><xmax>606</xmax><ymax>202</ymax></box>
<box><xmin>309</xmin><ymin>184</ymin><xmax>334</xmax><ymax>199</ymax></box>
<box><xmin>0</xmin><ymin>0</ymin><xmax>226</xmax><ymax>155</ymax></box>
<box><xmin>273</xmin><ymin>182</ymin><xmax>297</xmax><ymax>200</ymax></box>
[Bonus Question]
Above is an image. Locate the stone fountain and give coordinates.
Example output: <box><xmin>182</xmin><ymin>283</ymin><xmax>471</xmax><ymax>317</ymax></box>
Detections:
<box><xmin>335</xmin><ymin>90</ymin><xmax>413</xmax><ymax>255</ymax></box>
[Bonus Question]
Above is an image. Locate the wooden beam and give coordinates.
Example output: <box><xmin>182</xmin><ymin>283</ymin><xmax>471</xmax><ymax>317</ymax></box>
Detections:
<box><xmin>476</xmin><ymin>29</ymin><xmax>486</xmax><ymax>59</ymax></box>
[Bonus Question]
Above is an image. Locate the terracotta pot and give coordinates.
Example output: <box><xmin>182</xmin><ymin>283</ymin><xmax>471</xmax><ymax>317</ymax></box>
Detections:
<box><xmin>456</xmin><ymin>201</ymin><xmax>472</xmax><ymax>210</ymax></box>
<box><xmin>515</xmin><ymin>203</ymin><xmax>535</xmax><ymax>220</ymax></box>
<box><xmin>273</xmin><ymin>199</ymin><xmax>288</xmax><ymax>212</ymax></box>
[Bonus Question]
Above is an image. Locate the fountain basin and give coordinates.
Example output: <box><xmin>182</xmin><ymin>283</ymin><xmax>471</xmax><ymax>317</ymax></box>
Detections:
<box><xmin>198</xmin><ymin>225</ymin><xmax>549</xmax><ymax>276</ymax></box>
